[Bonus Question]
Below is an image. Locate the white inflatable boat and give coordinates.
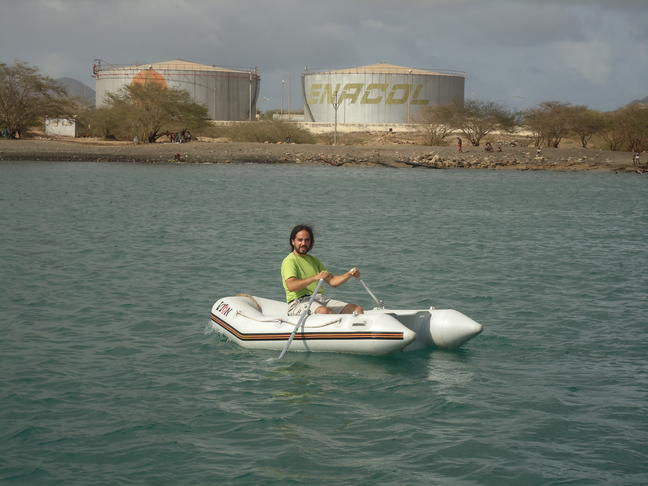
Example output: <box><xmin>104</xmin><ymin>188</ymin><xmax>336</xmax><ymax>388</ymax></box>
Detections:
<box><xmin>209</xmin><ymin>294</ymin><xmax>483</xmax><ymax>356</ymax></box>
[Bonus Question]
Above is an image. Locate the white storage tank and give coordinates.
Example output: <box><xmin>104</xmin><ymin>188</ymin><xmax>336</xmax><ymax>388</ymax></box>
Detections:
<box><xmin>94</xmin><ymin>59</ymin><xmax>259</xmax><ymax>121</ymax></box>
<box><xmin>303</xmin><ymin>63</ymin><xmax>464</xmax><ymax>124</ymax></box>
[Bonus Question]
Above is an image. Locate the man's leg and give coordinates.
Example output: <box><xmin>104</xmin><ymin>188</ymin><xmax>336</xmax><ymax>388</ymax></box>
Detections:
<box><xmin>314</xmin><ymin>305</ymin><xmax>333</xmax><ymax>314</ymax></box>
<box><xmin>341</xmin><ymin>303</ymin><xmax>364</xmax><ymax>314</ymax></box>
<box><xmin>314</xmin><ymin>303</ymin><xmax>363</xmax><ymax>314</ymax></box>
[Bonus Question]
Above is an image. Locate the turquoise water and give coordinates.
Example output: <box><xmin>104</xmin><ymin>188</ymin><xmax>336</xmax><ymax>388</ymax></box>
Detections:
<box><xmin>1</xmin><ymin>161</ymin><xmax>647</xmax><ymax>485</ymax></box>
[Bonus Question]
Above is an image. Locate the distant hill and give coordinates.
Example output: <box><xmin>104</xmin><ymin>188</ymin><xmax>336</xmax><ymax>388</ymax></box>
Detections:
<box><xmin>627</xmin><ymin>95</ymin><xmax>648</xmax><ymax>107</ymax></box>
<box><xmin>56</xmin><ymin>77</ymin><xmax>95</xmax><ymax>106</ymax></box>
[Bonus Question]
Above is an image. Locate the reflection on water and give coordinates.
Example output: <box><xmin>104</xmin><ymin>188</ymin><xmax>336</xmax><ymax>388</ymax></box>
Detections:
<box><xmin>425</xmin><ymin>351</ymin><xmax>477</xmax><ymax>400</ymax></box>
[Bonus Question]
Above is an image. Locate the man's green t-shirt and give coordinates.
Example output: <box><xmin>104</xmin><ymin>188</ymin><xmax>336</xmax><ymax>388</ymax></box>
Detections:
<box><xmin>281</xmin><ymin>252</ymin><xmax>327</xmax><ymax>302</ymax></box>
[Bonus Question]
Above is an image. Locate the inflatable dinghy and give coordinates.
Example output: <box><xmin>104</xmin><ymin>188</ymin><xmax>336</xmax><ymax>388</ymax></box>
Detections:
<box><xmin>209</xmin><ymin>294</ymin><xmax>483</xmax><ymax>356</ymax></box>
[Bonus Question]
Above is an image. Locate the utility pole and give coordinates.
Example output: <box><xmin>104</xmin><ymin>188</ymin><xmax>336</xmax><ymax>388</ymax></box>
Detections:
<box><xmin>408</xmin><ymin>69</ymin><xmax>412</xmax><ymax>123</ymax></box>
<box><xmin>248</xmin><ymin>72</ymin><xmax>252</xmax><ymax>121</ymax></box>
<box><xmin>288</xmin><ymin>73</ymin><xmax>292</xmax><ymax>115</ymax></box>
<box><xmin>333</xmin><ymin>89</ymin><xmax>340</xmax><ymax>146</ymax></box>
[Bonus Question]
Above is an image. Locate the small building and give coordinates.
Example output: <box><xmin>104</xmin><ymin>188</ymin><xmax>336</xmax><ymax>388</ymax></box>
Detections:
<box><xmin>45</xmin><ymin>118</ymin><xmax>78</xmax><ymax>137</ymax></box>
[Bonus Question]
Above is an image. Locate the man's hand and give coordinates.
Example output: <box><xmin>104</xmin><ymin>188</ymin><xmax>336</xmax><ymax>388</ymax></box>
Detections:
<box><xmin>315</xmin><ymin>270</ymin><xmax>333</xmax><ymax>282</ymax></box>
<box><xmin>348</xmin><ymin>267</ymin><xmax>361</xmax><ymax>278</ymax></box>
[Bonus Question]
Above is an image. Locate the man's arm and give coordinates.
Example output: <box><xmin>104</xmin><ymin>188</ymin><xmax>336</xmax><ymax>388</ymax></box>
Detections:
<box><xmin>285</xmin><ymin>271</ymin><xmax>332</xmax><ymax>292</ymax></box>
<box><xmin>327</xmin><ymin>267</ymin><xmax>360</xmax><ymax>287</ymax></box>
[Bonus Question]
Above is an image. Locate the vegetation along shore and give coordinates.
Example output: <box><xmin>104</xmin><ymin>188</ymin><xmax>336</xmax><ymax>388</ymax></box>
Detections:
<box><xmin>0</xmin><ymin>137</ymin><xmax>643</xmax><ymax>173</ymax></box>
<box><xmin>1</xmin><ymin>60</ymin><xmax>646</xmax><ymax>173</ymax></box>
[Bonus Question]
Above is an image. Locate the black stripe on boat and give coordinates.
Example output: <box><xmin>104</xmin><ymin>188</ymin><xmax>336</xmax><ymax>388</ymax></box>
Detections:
<box><xmin>210</xmin><ymin>313</ymin><xmax>404</xmax><ymax>341</ymax></box>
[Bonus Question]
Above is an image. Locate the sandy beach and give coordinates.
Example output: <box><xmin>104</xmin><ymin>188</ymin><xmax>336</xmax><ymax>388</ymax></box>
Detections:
<box><xmin>0</xmin><ymin>138</ymin><xmax>641</xmax><ymax>172</ymax></box>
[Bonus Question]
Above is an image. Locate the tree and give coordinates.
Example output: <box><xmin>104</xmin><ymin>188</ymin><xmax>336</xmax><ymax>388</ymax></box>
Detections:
<box><xmin>0</xmin><ymin>61</ymin><xmax>71</xmax><ymax>138</ymax></box>
<box><xmin>600</xmin><ymin>105</ymin><xmax>648</xmax><ymax>152</ymax></box>
<box><xmin>454</xmin><ymin>100</ymin><xmax>516</xmax><ymax>146</ymax></box>
<box><xmin>416</xmin><ymin>103</ymin><xmax>458</xmax><ymax>145</ymax></box>
<box><xmin>567</xmin><ymin>106</ymin><xmax>606</xmax><ymax>148</ymax></box>
<box><xmin>97</xmin><ymin>81</ymin><xmax>208</xmax><ymax>142</ymax></box>
<box><xmin>77</xmin><ymin>106</ymin><xmax>120</xmax><ymax>139</ymax></box>
<box><xmin>618</xmin><ymin>105</ymin><xmax>648</xmax><ymax>153</ymax></box>
<box><xmin>523</xmin><ymin>101</ymin><xmax>574</xmax><ymax>148</ymax></box>
<box><xmin>598</xmin><ymin>111</ymin><xmax>624</xmax><ymax>151</ymax></box>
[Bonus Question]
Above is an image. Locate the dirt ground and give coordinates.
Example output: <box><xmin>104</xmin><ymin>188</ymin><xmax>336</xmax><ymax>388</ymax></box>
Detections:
<box><xmin>0</xmin><ymin>136</ymin><xmax>643</xmax><ymax>173</ymax></box>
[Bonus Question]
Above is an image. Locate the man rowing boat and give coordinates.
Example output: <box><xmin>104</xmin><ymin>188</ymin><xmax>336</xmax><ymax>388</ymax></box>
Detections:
<box><xmin>281</xmin><ymin>224</ymin><xmax>364</xmax><ymax>316</ymax></box>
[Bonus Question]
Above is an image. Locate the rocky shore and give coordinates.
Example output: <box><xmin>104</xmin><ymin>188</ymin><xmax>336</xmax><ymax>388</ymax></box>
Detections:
<box><xmin>0</xmin><ymin>138</ymin><xmax>643</xmax><ymax>172</ymax></box>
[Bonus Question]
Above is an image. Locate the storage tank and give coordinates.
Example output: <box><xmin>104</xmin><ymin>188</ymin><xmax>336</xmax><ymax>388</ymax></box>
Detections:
<box><xmin>94</xmin><ymin>59</ymin><xmax>260</xmax><ymax>121</ymax></box>
<box><xmin>302</xmin><ymin>63</ymin><xmax>464</xmax><ymax>124</ymax></box>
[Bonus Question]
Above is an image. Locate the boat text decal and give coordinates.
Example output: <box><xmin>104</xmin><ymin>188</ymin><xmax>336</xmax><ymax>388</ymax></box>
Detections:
<box><xmin>216</xmin><ymin>302</ymin><xmax>233</xmax><ymax>317</ymax></box>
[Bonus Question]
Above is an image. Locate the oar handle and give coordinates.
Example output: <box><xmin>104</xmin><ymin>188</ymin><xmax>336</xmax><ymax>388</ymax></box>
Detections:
<box><xmin>278</xmin><ymin>278</ymin><xmax>325</xmax><ymax>359</ymax></box>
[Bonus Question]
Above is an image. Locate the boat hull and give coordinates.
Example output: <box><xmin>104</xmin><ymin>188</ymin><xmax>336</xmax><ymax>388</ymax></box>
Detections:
<box><xmin>374</xmin><ymin>308</ymin><xmax>483</xmax><ymax>351</ymax></box>
<box><xmin>210</xmin><ymin>295</ymin><xmax>482</xmax><ymax>356</ymax></box>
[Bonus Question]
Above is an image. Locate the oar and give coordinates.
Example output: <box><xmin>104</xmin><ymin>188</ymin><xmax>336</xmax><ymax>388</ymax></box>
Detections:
<box><xmin>359</xmin><ymin>278</ymin><xmax>384</xmax><ymax>309</ymax></box>
<box><xmin>278</xmin><ymin>278</ymin><xmax>325</xmax><ymax>360</ymax></box>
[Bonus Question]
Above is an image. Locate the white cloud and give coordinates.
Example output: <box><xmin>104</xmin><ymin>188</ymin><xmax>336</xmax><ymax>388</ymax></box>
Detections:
<box><xmin>557</xmin><ymin>41</ymin><xmax>612</xmax><ymax>86</ymax></box>
<box><xmin>1</xmin><ymin>0</ymin><xmax>646</xmax><ymax>111</ymax></box>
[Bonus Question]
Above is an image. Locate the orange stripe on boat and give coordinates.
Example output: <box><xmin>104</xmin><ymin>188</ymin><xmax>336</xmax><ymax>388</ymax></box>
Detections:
<box><xmin>210</xmin><ymin>313</ymin><xmax>404</xmax><ymax>341</ymax></box>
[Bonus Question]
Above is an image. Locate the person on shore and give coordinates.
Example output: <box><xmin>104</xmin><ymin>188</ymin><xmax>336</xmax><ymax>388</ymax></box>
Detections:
<box><xmin>457</xmin><ymin>137</ymin><xmax>463</xmax><ymax>153</ymax></box>
<box><xmin>633</xmin><ymin>152</ymin><xmax>640</xmax><ymax>167</ymax></box>
<box><xmin>485</xmin><ymin>142</ymin><xmax>493</xmax><ymax>152</ymax></box>
<box><xmin>281</xmin><ymin>224</ymin><xmax>363</xmax><ymax>316</ymax></box>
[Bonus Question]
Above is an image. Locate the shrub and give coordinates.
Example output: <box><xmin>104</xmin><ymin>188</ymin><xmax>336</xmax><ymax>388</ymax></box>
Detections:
<box><xmin>0</xmin><ymin>61</ymin><xmax>72</xmax><ymax>138</ymax></box>
<box><xmin>523</xmin><ymin>101</ymin><xmax>573</xmax><ymax>148</ymax></box>
<box><xmin>454</xmin><ymin>100</ymin><xmax>516</xmax><ymax>146</ymax></box>
<box><xmin>600</xmin><ymin>105</ymin><xmax>648</xmax><ymax>152</ymax></box>
<box><xmin>83</xmin><ymin>82</ymin><xmax>208</xmax><ymax>142</ymax></box>
<box><xmin>416</xmin><ymin>104</ymin><xmax>457</xmax><ymax>146</ymax></box>
<box><xmin>202</xmin><ymin>121</ymin><xmax>315</xmax><ymax>144</ymax></box>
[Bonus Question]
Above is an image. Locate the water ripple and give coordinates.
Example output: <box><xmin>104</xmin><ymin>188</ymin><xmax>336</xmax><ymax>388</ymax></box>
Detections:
<box><xmin>1</xmin><ymin>163</ymin><xmax>647</xmax><ymax>485</ymax></box>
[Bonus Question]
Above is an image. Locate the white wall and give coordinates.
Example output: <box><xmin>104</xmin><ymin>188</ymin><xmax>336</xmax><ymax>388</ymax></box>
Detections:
<box><xmin>45</xmin><ymin>118</ymin><xmax>77</xmax><ymax>137</ymax></box>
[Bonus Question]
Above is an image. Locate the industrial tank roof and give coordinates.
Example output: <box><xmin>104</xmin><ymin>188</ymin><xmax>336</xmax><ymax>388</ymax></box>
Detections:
<box><xmin>308</xmin><ymin>63</ymin><xmax>464</xmax><ymax>77</ymax></box>
<box><xmin>108</xmin><ymin>59</ymin><xmax>253</xmax><ymax>74</ymax></box>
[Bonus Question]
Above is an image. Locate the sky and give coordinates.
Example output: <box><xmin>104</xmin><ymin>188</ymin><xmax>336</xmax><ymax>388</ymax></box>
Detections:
<box><xmin>1</xmin><ymin>0</ymin><xmax>647</xmax><ymax>112</ymax></box>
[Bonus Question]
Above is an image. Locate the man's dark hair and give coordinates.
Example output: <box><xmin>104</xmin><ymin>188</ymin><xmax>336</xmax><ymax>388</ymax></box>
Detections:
<box><xmin>289</xmin><ymin>224</ymin><xmax>314</xmax><ymax>250</ymax></box>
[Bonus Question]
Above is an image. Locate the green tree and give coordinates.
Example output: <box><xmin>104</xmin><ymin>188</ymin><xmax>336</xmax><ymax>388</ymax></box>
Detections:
<box><xmin>599</xmin><ymin>111</ymin><xmax>625</xmax><ymax>151</ymax></box>
<box><xmin>454</xmin><ymin>100</ymin><xmax>516</xmax><ymax>146</ymax></box>
<box><xmin>0</xmin><ymin>61</ymin><xmax>71</xmax><ymax>138</ymax></box>
<box><xmin>567</xmin><ymin>106</ymin><xmax>606</xmax><ymax>148</ymax></box>
<box><xmin>416</xmin><ymin>103</ymin><xmax>458</xmax><ymax>145</ymax></box>
<box><xmin>523</xmin><ymin>101</ymin><xmax>575</xmax><ymax>148</ymax></box>
<box><xmin>205</xmin><ymin>120</ymin><xmax>315</xmax><ymax>144</ymax></box>
<box><xmin>98</xmin><ymin>81</ymin><xmax>208</xmax><ymax>142</ymax></box>
<box><xmin>600</xmin><ymin>105</ymin><xmax>648</xmax><ymax>152</ymax></box>
<box><xmin>77</xmin><ymin>106</ymin><xmax>121</xmax><ymax>139</ymax></box>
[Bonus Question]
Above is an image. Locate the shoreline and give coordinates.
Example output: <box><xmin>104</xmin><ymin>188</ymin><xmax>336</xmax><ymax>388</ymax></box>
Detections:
<box><xmin>0</xmin><ymin>138</ymin><xmax>642</xmax><ymax>172</ymax></box>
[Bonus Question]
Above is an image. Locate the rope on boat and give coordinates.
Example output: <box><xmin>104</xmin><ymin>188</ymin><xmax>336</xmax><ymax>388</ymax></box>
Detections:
<box><xmin>234</xmin><ymin>309</ymin><xmax>342</xmax><ymax>328</ymax></box>
<box><xmin>236</xmin><ymin>293</ymin><xmax>262</xmax><ymax>311</ymax></box>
